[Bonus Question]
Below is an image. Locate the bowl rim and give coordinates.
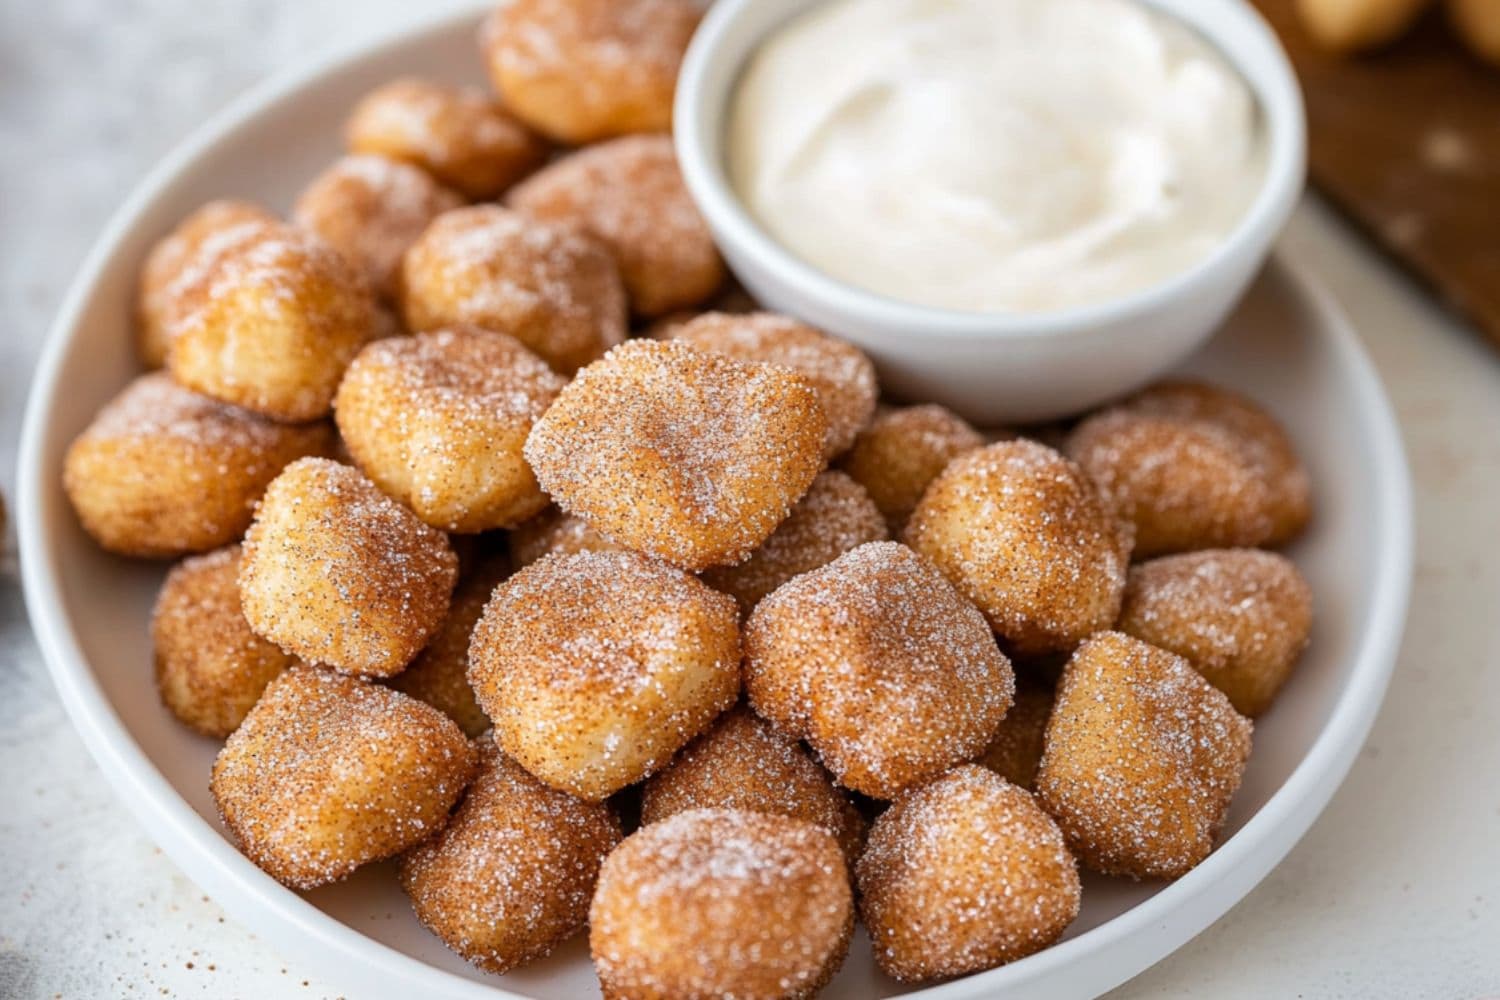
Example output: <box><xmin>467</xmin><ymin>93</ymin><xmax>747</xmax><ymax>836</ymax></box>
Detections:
<box><xmin>674</xmin><ymin>0</ymin><xmax>1309</xmax><ymax>340</ymax></box>
<box><xmin>17</xmin><ymin>6</ymin><xmax>1408</xmax><ymax>1000</ymax></box>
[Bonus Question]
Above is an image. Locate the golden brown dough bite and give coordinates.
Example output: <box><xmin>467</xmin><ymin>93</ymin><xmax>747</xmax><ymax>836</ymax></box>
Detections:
<box><xmin>590</xmin><ymin>808</ymin><xmax>853</xmax><ymax>1000</ymax></box>
<box><xmin>211</xmin><ymin>664</ymin><xmax>474</xmax><ymax>888</ymax></box>
<box><xmin>745</xmin><ymin>542</ymin><xmax>1014</xmax><ymax>799</ymax></box>
<box><xmin>524</xmin><ymin>339</ymin><xmax>828</xmax><ymax>571</ymax></box>
<box><xmin>239</xmin><ymin>458</ymin><xmax>458</xmax><ymax>677</ymax></box>
<box><xmin>333</xmin><ymin>327</ymin><xmax>566</xmax><ymax>532</ymax></box>
<box><xmin>508</xmin><ymin>135</ymin><xmax>725</xmax><ymax>317</ymax></box>
<box><xmin>857</xmin><ymin>765</ymin><xmax>1080</xmax><ymax>983</ymax></box>
<box><xmin>168</xmin><ymin>219</ymin><xmax>379</xmax><ymax>422</ymax></box>
<box><xmin>641</xmin><ymin>705</ymin><xmax>867</xmax><ymax>870</ymax></box>
<box><xmin>905</xmin><ymin>439</ymin><xmax>1131</xmax><ymax>656</ymax></box>
<box><xmin>977</xmin><ymin>674</ymin><xmax>1055</xmax><ymax>791</ymax></box>
<box><xmin>1066</xmin><ymin>380</ymin><xmax>1311</xmax><ymax>557</ymax></box>
<box><xmin>702</xmin><ymin>471</ymin><xmax>888</xmax><ymax>616</ymax></box>
<box><xmin>399</xmin><ymin>205</ymin><xmax>626</xmax><ymax>375</ymax></box>
<box><xmin>386</xmin><ymin>554</ymin><xmax>509</xmax><ymax>737</ymax></box>
<box><xmin>1117</xmin><ymin>549</ymin><xmax>1313</xmax><ymax>717</ymax></box>
<box><xmin>841</xmin><ymin>404</ymin><xmax>985</xmax><ymax>533</ymax></box>
<box><xmin>137</xmin><ymin>199</ymin><xmax>279</xmax><ymax>368</ymax></box>
<box><xmin>63</xmin><ymin>372</ymin><xmax>332</xmax><ymax>558</ymax></box>
<box><xmin>507</xmin><ymin>507</ymin><xmax>629</xmax><ymax>569</ymax></box>
<box><xmin>151</xmin><ymin>545</ymin><xmax>294</xmax><ymax>738</ymax></box>
<box><xmin>292</xmin><ymin>154</ymin><xmax>462</xmax><ymax>301</ymax></box>
<box><xmin>469</xmin><ymin>550</ymin><xmax>740</xmax><ymax>800</ymax></box>
<box><xmin>400</xmin><ymin>736</ymin><xmax>621</xmax><ymax>973</ymax></box>
<box><xmin>671</xmin><ymin>312</ymin><xmax>879</xmax><ymax>458</ymax></box>
<box><xmin>1036</xmin><ymin>631</ymin><xmax>1253</xmax><ymax>880</ymax></box>
<box><xmin>345</xmin><ymin>77</ymin><xmax>548</xmax><ymax>199</ymax></box>
<box><xmin>481</xmin><ymin>0</ymin><xmax>702</xmax><ymax>145</ymax></box>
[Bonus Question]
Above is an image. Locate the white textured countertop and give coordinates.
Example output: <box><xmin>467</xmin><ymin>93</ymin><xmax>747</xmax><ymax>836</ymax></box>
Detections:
<box><xmin>2</xmin><ymin>2</ymin><xmax>1497</xmax><ymax>998</ymax></box>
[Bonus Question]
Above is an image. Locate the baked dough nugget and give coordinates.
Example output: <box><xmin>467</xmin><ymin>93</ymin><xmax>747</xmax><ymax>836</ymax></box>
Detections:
<box><xmin>1035</xmin><ymin>632</ymin><xmax>1253</xmax><ymax>879</ymax></box>
<box><xmin>333</xmin><ymin>327</ymin><xmax>566</xmax><ymax>532</ymax></box>
<box><xmin>509</xmin><ymin>135</ymin><xmax>725</xmax><ymax>317</ymax></box>
<box><xmin>482</xmin><ymin>0</ymin><xmax>702</xmax><ymax>145</ymax></box>
<box><xmin>400</xmin><ymin>737</ymin><xmax>621</xmax><ymax>973</ymax></box>
<box><xmin>387</xmin><ymin>554</ymin><xmax>509</xmax><ymax>737</ymax></box>
<box><xmin>745</xmin><ymin>542</ymin><xmax>1015</xmax><ymax>799</ymax></box>
<box><xmin>1066</xmin><ymin>380</ymin><xmax>1312</xmax><ymax>557</ymax></box>
<box><xmin>211</xmin><ymin>664</ymin><xmax>475</xmax><ymax>889</ymax></box>
<box><xmin>399</xmin><ymin>205</ymin><xmax>626</xmax><ymax>375</ymax></box>
<box><xmin>507</xmin><ymin>507</ymin><xmax>629</xmax><ymax>569</ymax></box>
<box><xmin>292</xmin><ymin>154</ymin><xmax>462</xmax><ymax>301</ymax></box>
<box><xmin>702</xmin><ymin>471</ymin><xmax>888</xmax><ymax>616</ymax></box>
<box><xmin>1117</xmin><ymin>549</ymin><xmax>1313</xmax><ymax>717</ymax></box>
<box><xmin>905</xmin><ymin>439</ymin><xmax>1131</xmax><ymax>656</ymax></box>
<box><xmin>137</xmin><ymin>199</ymin><xmax>279</xmax><ymax>368</ymax></box>
<box><xmin>640</xmin><ymin>705</ymin><xmax>867</xmax><ymax>870</ymax></box>
<box><xmin>977</xmin><ymin>674</ymin><xmax>1056</xmax><ymax>791</ymax></box>
<box><xmin>239</xmin><ymin>458</ymin><xmax>458</xmax><ymax>677</ymax></box>
<box><xmin>469</xmin><ymin>550</ymin><xmax>740</xmax><ymax>800</ymax></box>
<box><xmin>590</xmin><ymin>808</ymin><xmax>853</xmax><ymax>1000</ymax></box>
<box><xmin>841</xmin><ymin>404</ymin><xmax>985</xmax><ymax>533</ymax></box>
<box><xmin>857</xmin><ymin>765</ymin><xmax>1080</xmax><ymax>983</ymax></box>
<box><xmin>345</xmin><ymin>78</ymin><xmax>547</xmax><ymax>199</ymax></box>
<box><xmin>672</xmin><ymin>312</ymin><xmax>878</xmax><ymax>458</ymax></box>
<box><xmin>525</xmin><ymin>339</ymin><xmax>828</xmax><ymax>571</ymax></box>
<box><xmin>151</xmin><ymin>545</ymin><xmax>295</xmax><ymax>738</ymax></box>
<box><xmin>63</xmin><ymin>372</ymin><xmax>331</xmax><ymax>558</ymax></box>
<box><xmin>169</xmin><ymin>219</ymin><xmax>379</xmax><ymax>422</ymax></box>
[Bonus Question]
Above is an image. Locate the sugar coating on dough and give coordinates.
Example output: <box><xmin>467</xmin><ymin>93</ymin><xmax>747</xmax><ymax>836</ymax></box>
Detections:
<box><xmin>509</xmin><ymin>135</ymin><xmax>724</xmax><ymax>316</ymax></box>
<box><xmin>483</xmin><ymin>0</ymin><xmax>702</xmax><ymax>145</ymax></box>
<box><xmin>590</xmin><ymin>808</ymin><xmax>853</xmax><ymax>1000</ymax></box>
<box><xmin>841</xmin><ymin>403</ymin><xmax>985</xmax><ymax>533</ymax></box>
<box><xmin>1066</xmin><ymin>379</ymin><xmax>1311</xmax><ymax>557</ymax></box>
<box><xmin>641</xmin><ymin>705</ymin><xmax>867</xmax><ymax>869</ymax></box>
<box><xmin>745</xmin><ymin>541</ymin><xmax>1015</xmax><ymax>799</ymax></box>
<box><xmin>524</xmin><ymin>339</ymin><xmax>828</xmax><ymax>571</ymax></box>
<box><xmin>468</xmin><ymin>549</ymin><xmax>741</xmax><ymax>799</ymax></box>
<box><xmin>80</xmin><ymin>371</ymin><xmax>313</xmax><ymax>457</ymax></box>
<box><xmin>152</xmin><ymin>544</ymin><xmax>294</xmax><ymax>738</ymax></box>
<box><xmin>904</xmin><ymin>439</ymin><xmax>1131</xmax><ymax>656</ymax></box>
<box><xmin>137</xmin><ymin>200</ymin><xmax>279</xmax><ymax>368</ymax></box>
<box><xmin>672</xmin><ymin>311</ymin><xmax>878</xmax><ymax>457</ymax></box>
<box><xmin>345</xmin><ymin>78</ymin><xmax>547</xmax><ymax>199</ymax></box>
<box><xmin>239</xmin><ymin>458</ymin><xmax>457</xmax><ymax>677</ymax></box>
<box><xmin>399</xmin><ymin>205</ymin><xmax>627</xmax><ymax>375</ymax></box>
<box><xmin>857</xmin><ymin>765</ymin><xmax>1080</xmax><ymax>983</ymax></box>
<box><xmin>1117</xmin><ymin>548</ymin><xmax>1313</xmax><ymax>716</ymax></box>
<box><xmin>293</xmin><ymin>153</ymin><xmax>463</xmax><ymax>299</ymax></box>
<box><xmin>168</xmin><ymin>221</ymin><xmax>379</xmax><ymax>422</ymax></box>
<box><xmin>210</xmin><ymin>664</ymin><xmax>475</xmax><ymax>889</ymax></box>
<box><xmin>702</xmin><ymin>470</ymin><xmax>888</xmax><ymax>615</ymax></box>
<box><xmin>62</xmin><ymin>372</ymin><xmax>331</xmax><ymax>558</ymax></box>
<box><xmin>334</xmin><ymin>326</ymin><xmax>566</xmax><ymax>532</ymax></box>
<box><xmin>1036</xmin><ymin>631</ymin><xmax>1253</xmax><ymax>879</ymax></box>
<box><xmin>400</xmin><ymin>738</ymin><xmax>621</xmax><ymax>973</ymax></box>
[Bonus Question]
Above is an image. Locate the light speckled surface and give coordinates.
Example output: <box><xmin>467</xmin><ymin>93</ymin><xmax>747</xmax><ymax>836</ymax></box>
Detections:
<box><xmin>0</xmin><ymin>2</ymin><xmax>1497</xmax><ymax>998</ymax></box>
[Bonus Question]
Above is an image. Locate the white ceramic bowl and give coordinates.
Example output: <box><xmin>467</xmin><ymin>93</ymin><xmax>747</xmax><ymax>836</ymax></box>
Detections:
<box><xmin>18</xmin><ymin>8</ymin><xmax>1407</xmax><ymax>1000</ymax></box>
<box><xmin>675</xmin><ymin>0</ymin><xmax>1308</xmax><ymax>424</ymax></box>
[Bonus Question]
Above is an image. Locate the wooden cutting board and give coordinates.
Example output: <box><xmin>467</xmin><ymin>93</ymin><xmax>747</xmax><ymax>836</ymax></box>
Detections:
<box><xmin>1252</xmin><ymin>0</ymin><xmax>1500</xmax><ymax>349</ymax></box>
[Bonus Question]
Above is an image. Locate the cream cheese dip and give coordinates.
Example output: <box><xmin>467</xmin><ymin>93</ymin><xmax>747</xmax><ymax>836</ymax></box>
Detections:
<box><xmin>727</xmin><ymin>0</ymin><xmax>1269</xmax><ymax>314</ymax></box>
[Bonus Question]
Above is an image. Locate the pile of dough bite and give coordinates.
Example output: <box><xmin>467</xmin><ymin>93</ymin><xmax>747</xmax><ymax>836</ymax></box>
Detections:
<box><xmin>61</xmin><ymin>0</ymin><xmax>1317</xmax><ymax>994</ymax></box>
